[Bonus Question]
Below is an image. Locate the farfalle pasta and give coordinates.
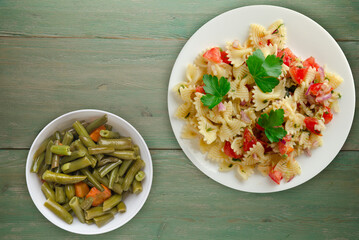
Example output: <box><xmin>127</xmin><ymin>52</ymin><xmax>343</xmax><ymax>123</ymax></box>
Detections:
<box><xmin>174</xmin><ymin>20</ymin><xmax>342</xmax><ymax>184</ymax></box>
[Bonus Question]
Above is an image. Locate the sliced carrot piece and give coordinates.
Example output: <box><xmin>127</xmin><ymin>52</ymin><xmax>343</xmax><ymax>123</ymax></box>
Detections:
<box><xmin>75</xmin><ymin>181</ymin><xmax>90</xmax><ymax>198</ymax></box>
<box><xmin>86</xmin><ymin>184</ymin><xmax>111</xmax><ymax>206</ymax></box>
<box><xmin>89</xmin><ymin>125</ymin><xmax>106</xmax><ymax>142</ymax></box>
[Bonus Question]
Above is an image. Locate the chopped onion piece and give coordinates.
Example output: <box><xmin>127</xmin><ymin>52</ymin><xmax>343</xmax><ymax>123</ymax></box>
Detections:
<box><xmin>316</xmin><ymin>93</ymin><xmax>332</xmax><ymax>102</ymax></box>
<box><xmin>240</xmin><ymin>111</ymin><xmax>251</xmax><ymax>123</ymax></box>
<box><xmin>318</xmin><ymin>67</ymin><xmax>325</xmax><ymax>81</ymax></box>
<box><xmin>218</xmin><ymin>102</ymin><xmax>226</xmax><ymax>112</ymax></box>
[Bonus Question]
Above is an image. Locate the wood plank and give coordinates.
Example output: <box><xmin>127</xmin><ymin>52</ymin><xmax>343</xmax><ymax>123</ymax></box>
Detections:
<box><xmin>0</xmin><ymin>0</ymin><xmax>358</xmax><ymax>41</ymax></box>
<box><xmin>0</xmin><ymin>39</ymin><xmax>358</xmax><ymax>149</ymax></box>
<box><xmin>1</xmin><ymin>149</ymin><xmax>358</xmax><ymax>239</ymax></box>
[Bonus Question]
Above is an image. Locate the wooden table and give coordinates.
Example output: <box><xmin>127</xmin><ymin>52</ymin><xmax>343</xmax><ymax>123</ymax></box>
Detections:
<box><xmin>1</xmin><ymin>1</ymin><xmax>358</xmax><ymax>239</ymax></box>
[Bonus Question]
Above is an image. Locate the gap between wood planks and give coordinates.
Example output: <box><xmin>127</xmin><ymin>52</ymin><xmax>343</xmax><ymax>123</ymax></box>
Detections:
<box><xmin>0</xmin><ymin>33</ymin><xmax>357</xmax><ymax>42</ymax></box>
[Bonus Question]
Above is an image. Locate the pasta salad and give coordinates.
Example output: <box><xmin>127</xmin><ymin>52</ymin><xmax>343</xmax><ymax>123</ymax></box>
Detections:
<box><xmin>174</xmin><ymin>20</ymin><xmax>343</xmax><ymax>184</ymax></box>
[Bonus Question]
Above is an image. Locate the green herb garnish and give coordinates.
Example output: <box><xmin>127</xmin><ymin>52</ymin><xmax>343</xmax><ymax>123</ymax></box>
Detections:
<box><xmin>200</xmin><ymin>74</ymin><xmax>230</xmax><ymax>109</ymax></box>
<box><xmin>257</xmin><ymin>109</ymin><xmax>287</xmax><ymax>143</ymax></box>
<box><xmin>246</xmin><ymin>49</ymin><xmax>283</xmax><ymax>93</ymax></box>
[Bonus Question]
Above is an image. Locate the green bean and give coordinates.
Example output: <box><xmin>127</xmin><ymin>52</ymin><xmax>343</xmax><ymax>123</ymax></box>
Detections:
<box><xmin>45</xmin><ymin>140</ymin><xmax>54</xmax><ymax>165</ymax></box>
<box><xmin>55</xmin><ymin>186</ymin><xmax>66</xmax><ymax>204</ymax></box>
<box><xmin>135</xmin><ymin>170</ymin><xmax>146</xmax><ymax>181</ymax></box>
<box><xmin>88</xmin><ymin>146</ymin><xmax>115</xmax><ymax>155</ymax></box>
<box><xmin>69</xmin><ymin>197</ymin><xmax>85</xmax><ymax>223</ymax></box>
<box><xmin>122</xmin><ymin>158</ymin><xmax>145</xmax><ymax>191</ymax></box>
<box><xmin>98</xmin><ymin>138</ymin><xmax>133</xmax><ymax>150</ymax></box>
<box><xmin>97</xmin><ymin>157</ymin><xmax>121</xmax><ymax>167</ymax></box>
<box><xmin>79</xmin><ymin>136</ymin><xmax>104</xmax><ymax>161</ymax></box>
<box><xmin>84</xmin><ymin>179</ymin><xmax>94</xmax><ymax>188</ymax></box>
<box><xmin>61</xmin><ymin>156</ymin><xmax>92</xmax><ymax>174</ymax></box>
<box><xmin>85</xmin><ymin>219</ymin><xmax>94</xmax><ymax>225</ymax></box>
<box><xmin>132</xmin><ymin>180</ymin><xmax>142</xmax><ymax>194</ymax></box>
<box><xmin>93</xmin><ymin>213</ymin><xmax>114</xmax><ymax>228</ymax></box>
<box><xmin>85</xmin><ymin>206</ymin><xmax>108</xmax><ymax>220</ymax></box>
<box><xmin>50</xmin><ymin>144</ymin><xmax>71</xmax><ymax>156</ymax></box>
<box><xmin>33</xmin><ymin>137</ymin><xmax>52</xmax><ymax>162</ymax></box>
<box><xmin>69</xmin><ymin>141</ymin><xmax>77</xmax><ymax>152</ymax></box>
<box><xmin>60</xmin><ymin>150</ymin><xmax>86</xmax><ymax>165</ymax></box>
<box><xmin>41</xmin><ymin>182</ymin><xmax>55</xmax><ymax>200</ymax></box>
<box><xmin>108</xmin><ymin>166</ymin><xmax>119</xmax><ymax>189</ymax></box>
<box><xmin>44</xmin><ymin>198</ymin><xmax>73</xmax><ymax>224</ymax></box>
<box><xmin>65</xmin><ymin>184</ymin><xmax>75</xmax><ymax>200</ymax></box>
<box><xmin>116</xmin><ymin>177</ymin><xmax>124</xmax><ymax>185</ymax></box>
<box><xmin>54</xmin><ymin>166</ymin><xmax>61</xmax><ymax>173</ymax></box>
<box><xmin>99</xmin><ymin>161</ymin><xmax>122</xmax><ymax>178</ymax></box>
<box><xmin>104</xmin><ymin>124</ymin><xmax>112</xmax><ymax>131</ymax></box>
<box><xmin>80</xmin><ymin>168</ymin><xmax>104</xmax><ymax>191</ymax></box>
<box><xmin>118</xmin><ymin>160</ymin><xmax>133</xmax><ymax>177</ymax></box>
<box><xmin>61</xmin><ymin>131</ymin><xmax>74</xmax><ymax>146</ymax></box>
<box><xmin>86</xmin><ymin>114</ymin><xmax>108</xmax><ymax>134</ymax></box>
<box><xmin>99</xmin><ymin>130</ymin><xmax>120</xmax><ymax>139</ymax></box>
<box><xmin>51</xmin><ymin>140</ymin><xmax>60</xmax><ymax>169</ymax></box>
<box><xmin>108</xmin><ymin>150</ymin><xmax>136</xmax><ymax>160</ymax></box>
<box><xmin>103</xmin><ymin>194</ymin><xmax>122</xmax><ymax>212</ymax></box>
<box><xmin>92</xmin><ymin>170</ymin><xmax>123</xmax><ymax>194</ymax></box>
<box><xmin>38</xmin><ymin>161</ymin><xmax>49</xmax><ymax>178</ymax></box>
<box><xmin>42</xmin><ymin>170</ymin><xmax>86</xmax><ymax>184</ymax></box>
<box><xmin>133</xmin><ymin>145</ymin><xmax>140</xmax><ymax>156</ymax></box>
<box><xmin>73</xmin><ymin>140</ymin><xmax>97</xmax><ymax>168</ymax></box>
<box><xmin>31</xmin><ymin>152</ymin><xmax>45</xmax><ymax>173</ymax></box>
<box><xmin>61</xmin><ymin>120</ymin><xmax>87</xmax><ymax>138</ymax></box>
<box><xmin>117</xmin><ymin>201</ymin><xmax>126</xmax><ymax>213</ymax></box>
<box><xmin>62</xmin><ymin>202</ymin><xmax>72</xmax><ymax>212</ymax></box>
<box><xmin>73</xmin><ymin>121</ymin><xmax>91</xmax><ymax>138</ymax></box>
<box><xmin>53</xmin><ymin>131</ymin><xmax>62</xmax><ymax>141</ymax></box>
<box><xmin>80</xmin><ymin>197</ymin><xmax>94</xmax><ymax>210</ymax></box>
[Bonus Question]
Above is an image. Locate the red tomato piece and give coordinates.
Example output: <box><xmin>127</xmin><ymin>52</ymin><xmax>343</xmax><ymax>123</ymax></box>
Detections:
<box><xmin>269</xmin><ymin>169</ymin><xmax>283</xmax><ymax>184</ymax></box>
<box><xmin>223</xmin><ymin>141</ymin><xmax>242</xmax><ymax>159</ymax></box>
<box><xmin>255</xmin><ymin>123</ymin><xmax>264</xmax><ymax>131</ymax></box>
<box><xmin>243</xmin><ymin>128</ymin><xmax>257</xmax><ymax>152</ymax></box>
<box><xmin>203</xmin><ymin>47</ymin><xmax>222</xmax><ymax>63</ymax></box>
<box><xmin>195</xmin><ymin>85</ymin><xmax>206</xmax><ymax>94</ymax></box>
<box><xmin>303</xmin><ymin>57</ymin><xmax>320</xmax><ymax>70</ymax></box>
<box><xmin>308</xmin><ymin>83</ymin><xmax>323</xmax><ymax>96</ymax></box>
<box><xmin>278</xmin><ymin>141</ymin><xmax>294</xmax><ymax>155</ymax></box>
<box><xmin>283</xmin><ymin>134</ymin><xmax>292</xmax><ymax>142</ymax></box>
<box><xmin>277</xmin><ymin>48</ymin><xmax>297</xmax><ymax>66</ymax></box>
<box><xmin>323</xmin><ymin>107</ymin><xmax>333</xmax><ymax>124</ymax></box>
<box><xmin>304</xmin><ymin>117</ymin><xmax>321</xmax><ymax>135</ymax></box>
<box><xmin>289</xmin><ymin>66</ymin><xmax>309</xmax><ymax>85</ymax></box>
<box><xmin>220</xmin><ymin>51</ymin><xmax>231</xmax><ymax>64</ymax></box>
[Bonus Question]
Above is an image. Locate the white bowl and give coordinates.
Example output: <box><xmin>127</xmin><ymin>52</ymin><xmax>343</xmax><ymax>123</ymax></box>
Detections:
<box><xmin>26</xmin><ymin>109</ymin><xmax>153</xmax><ymax>235</ymax></box>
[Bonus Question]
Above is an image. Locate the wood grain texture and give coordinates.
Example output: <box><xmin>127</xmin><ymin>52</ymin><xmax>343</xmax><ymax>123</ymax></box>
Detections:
<box><xmin>0</xmin><ymin>39</ymin><xmax>358</xmax><ymax>149</ymax></box>
<box><xmin>1</xmin><ymin>150</ymin><xmax>358</xmax><ymax>239</ymax></box>
<box><xmin>0</xmin><ymin>0</ymin><xmax>358</xmax><ymax>41</ymax></box>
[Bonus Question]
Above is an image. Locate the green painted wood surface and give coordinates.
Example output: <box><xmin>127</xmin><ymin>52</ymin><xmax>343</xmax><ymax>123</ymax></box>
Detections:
<box><xmin>0</xmin><ymin>0</ymin><xmax>358</xmax><ymax>239</ymax></box>
<box><xmin>1</xmin><ymin>150</ymin><xmax>359</xmax><ymax>239</ymax></box>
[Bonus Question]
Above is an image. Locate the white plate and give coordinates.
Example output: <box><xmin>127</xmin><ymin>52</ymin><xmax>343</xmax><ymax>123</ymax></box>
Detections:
<box><xmin>167</xmin><ymin>5</ymin><xmax>355</xmax><ymax>193</ymax></box>
<box><xmin>26</xmin><ymin>109</ymin><xmax>153</xmax><ymax>234</ymax></box>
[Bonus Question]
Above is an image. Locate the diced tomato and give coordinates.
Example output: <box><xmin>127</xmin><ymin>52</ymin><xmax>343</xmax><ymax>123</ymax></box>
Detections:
<box><xmin>289</xmin><ymin>65</ymin><xmax>309</xmax><ymax>85</ymax></box>
<box><xmin>323</xmin><ymin>107</ymin><xmax>333</xmax><ymax>124</ymax></box>
<box><xmin>277</xmin><ymin>48</ymin><xmax>297</xmax><ymax>66</ymax></box>
<box><xmin>195</xmin><ymin>85</ymin><xmax>206</xmax><ymax>94</ymax></box>
<box><xmin>283</xmin><ymin>135</ymin><xmax>292</xmax><ymax>142</ymax></box>
<box><xmin>304</xmin><ymin>117</ymin><xmax>321</xmax><ymax>135</ymax></box>
<box><xmin>308</xmin><ymin>83</ymin><xmax>323</xmax><ymax>96</ymax></box>
<box><xmin>278</xmin><ymin>141</ymin><xmax>294</xmax><ymax>155</ymax></box>
<box><xmin>267</xmin><ymin>39</ymin><xmax>271</xmax><ymax>46</ymax></box>
<box><xmin>256</xmin><ymin>123</ymin><xmax>264</xmax><ymax>131</ymax></box>
<box><xmin>220</xmin><ymin>51</ymin><xmax>231</xmax><ymax>64</ymax></box>
<box><xmin>223</xmin><ymin>141</ymin><xmax>242</xmax><ymax>159</ymax></box>
<box><xmin>303</xmin><ymin>57</ymin><xmax>320</xmax><ymax>70</ymax></box>
<box><xmin>257</xmin><ymin>139</ymin><xmax>271</xmax><ymax>153</ymax></box>
<box><xmin>203</xmin><ymin>47</ymin><xmax>222</xmax><ymax>63</ymax></box>
<box><xmin>243</xmin><ymin>128</ymin><xmax>257</xmax><ymax>152</ymax></box>
<box><xmin>269</xmin><ymin>169</ymin><xmax>283</xmax><ymax>184</ymax></box>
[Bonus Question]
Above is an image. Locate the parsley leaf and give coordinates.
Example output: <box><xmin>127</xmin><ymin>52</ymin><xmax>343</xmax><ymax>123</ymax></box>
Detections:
<box><xmin>258</xmin><ymin>109</ymin><xmax>287</xmax><ymax>143</ymax></box>
<box><xmin>200</xmin><ymin>75</ymin><xmax>230</xmax><ymax>109</ymax></box>
<box><xmin>246</xmin><ymin>49</ymin><xmax>283</xmax><ymax>93</ymax></box>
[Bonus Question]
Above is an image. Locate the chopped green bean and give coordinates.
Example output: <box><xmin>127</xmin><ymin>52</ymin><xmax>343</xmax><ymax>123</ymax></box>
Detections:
<box><xmin>118</xmin><ymin>160</ymin><xmax>133</xmax><ymax>177</ymax></box>
<box><xmin>73</xmin><ymin>140</ymin><xmax>97</xmax><ymax>168</ymax></box>
<box><xmin>61</xmin><ymin>156</ymin><xmax>92</xmax><ymax>174</ymax></box>
<box><xmin>51</xmin><ymin>140</ymin><xmax>60</xmax><ymax>169</ymax></box>
<box><xmin>108</xmin><ymin>150</ymin><xmax>136</xmax><ymax>160</ymax></box>
<box><xmin>98</xmin><ymin>138</ymin><xmax>133</xmax><ymax>150</ymax></box>
<box><xmin>99</xmin><ymin>161</ymin><xmax>122</xmax><ymax>178</ymax></box>
<box><xmin>86</xmin><ymin>114</ymin><xmax>108</xmax><ymax>134</ymax></box>
<box><xmin>79</xmin><ymin>136</ymin><xmax>104</xmax><ymax>161</ymax></box>
<box><xmin>42</xmin><ymin>170</ymin><xmax>86</xmax><ymax>184</ymax></box>
<box><xmin>69</xmin><ymin>197</ymin><xmax>85</xmax><ymax>223</ymax></box>
<box><xmin>92</xmin><ymin>170</ymin><xmax>123</xmax><ymax>194</ymax></box>
<box><xmin>85</xmin><ymin>219</ymin><xmax>94</xmax><ymax>225</ymax></box>
<box><xmin>44</xmin><ymin>198</ymin><xmax>73</xmax><ymax>224</ymax></box>
<box><xmin>64</xmin><ymin>184</ymin><xmax>75</xmax><ymax>200</ymax></box>
<box><xmin>31</xmin><ymin>152</ymin><xmax>45</xmax><ymax>173</ymax></box>
<box><xmin>117</xmin><ymin>201</ymin><xmax>126</xmax><ymax>213</ymax></box>
<box><xmin>122</xmin><ymin>158</ymin><xmax>145</xmax><ymax>191</ymax></box>
<box><xmin>85</xmin><ymin>206</ymin><xmax>109</xmax><ymax>220</ymax></box>
<box><xmin>108</xmin><ymin>166</ymin><xmax>119</xmax><ymax>189</ymax></box>
<box><xmin>53</xmin><ymin>131</ymin><xmax>62</xmax><ymax>141</ymax></box>
<box><xmin>33</xmin><ymin>137</ymin><xmax>52</xmax><ymax>162</ymax></box>
<box><xmin>99</xmin><ymin>130</ymin><xmax>120</xmax><ymax>139</ymax></box>
<box><xmin>38</xmin><ymin>161</ymin><xmax>49</xmax><ymax>179</ymax></box>
<box><xmin>132</xmin><ymin>180</ymin><xmax>142</xmax><ymax>194</ymax></box>
<box><xmin>45</xmin><ymin>140</ymin><xmax>54</xmax><ymax>165</ymax></box>
<box><xmin>80</xmin><ymin>197</ymin><xmax>94</xmax><ymax>210</ymax></box>
<box><xmin>103</xmin><ymin>194</ymin><xmax>122</xmax><ymax>212</ymax></box>
<box><xmin>61</xmin><ymin>131</ymin><xmax>74</xmax><ymax>146</ymax></box>
<box><xmin>94</xmin><ymin>213</ymin><xmax>114</xmax><ymax>228</ymax></box>
<box><xmin>97</xmin><ymin>157</ymin><xmax>121</xmax><ymax>167</ymax></box>
<box><xmin>133</xmin><ymin>145</ymin><xmax>140</xmax><ymax>156</ymax></box>
<box><xmin>41</xmin><ymin>182</ymin><xmax>55</xmax><ymax>200</ymax></box>
<box><xmin>88</xmin><ymin>146</ymin><xmax>115</xmax><ymax>155</ymax></box>
<box><xmin>62</xmin><ymin>202</ymin><xmax>72</xmax><ymax>212</ymax></box>
<box><xmin>55</xmin><ymin>186</ymin><xmax>66</xmax><ymax>204</ymax></box>
<box><xmin>80</xmin><ymin>168</ymin><xmax>104</xmax><ymax>192</ymax></box>
<box><xmin>104</xmin><ymin>124</ymin><xmax>112</xmax><ymax>131</ymax></box>
<box><xmin>50</xmin><ymin>144</ymin><xmax>71</xmax><ymax>156</ymax></box>
<box><xmin>116</xmin><ymin>177</ymin><xmax>124</xmax><ymax>185</ymax></box>
<box><xmin>60</xmin><ymin>150</ymin><xmax>86</xmax><ymax>165</ymax></box>
<box><xmin>73</xmin><ymin>121</ymin><xmax>91</xmax><ymax>138</ymax></box>
<box><xmin>135</xmin><ymin>170</ymin><xmax>145</xmax><ymax>181</ymax></box>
